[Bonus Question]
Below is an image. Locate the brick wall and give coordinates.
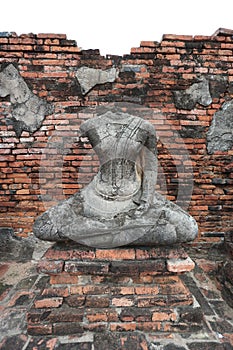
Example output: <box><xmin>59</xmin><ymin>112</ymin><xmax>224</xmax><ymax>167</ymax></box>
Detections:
<box><xmin>0</xmin><ymin>30</ymin><xmax>232</xmax><ymax>241</ymax></box>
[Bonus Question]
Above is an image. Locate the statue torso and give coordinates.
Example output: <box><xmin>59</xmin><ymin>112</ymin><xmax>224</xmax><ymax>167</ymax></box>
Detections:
<box><xmin>81</xmin><ymin>113</ymin><xmax>149</xmax><ymax>200</ymax></box>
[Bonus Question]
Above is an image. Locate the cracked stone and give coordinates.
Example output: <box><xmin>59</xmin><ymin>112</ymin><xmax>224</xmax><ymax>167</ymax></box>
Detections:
<box><xmin>207</xmin><ymin>100</ymin><xmax>233</xmax><ymax>154</ymax></box>
<box><xmin>75</xmin><ymin>66</ymin><xmax>118</xmax><ymax>94</ymax></box>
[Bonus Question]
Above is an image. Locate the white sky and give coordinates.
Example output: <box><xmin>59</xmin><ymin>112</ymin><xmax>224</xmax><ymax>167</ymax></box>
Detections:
<box><xmin>1</xmin><ymin>0</ymin><xmax>233</xmax><ymax>56</ymax></box>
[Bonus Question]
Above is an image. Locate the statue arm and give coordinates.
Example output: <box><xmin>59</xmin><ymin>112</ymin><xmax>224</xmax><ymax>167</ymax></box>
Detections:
<box><xmin>135</xmin><ymin>125</ymin><xmax>157</xmax><ymax>215</ymax></box>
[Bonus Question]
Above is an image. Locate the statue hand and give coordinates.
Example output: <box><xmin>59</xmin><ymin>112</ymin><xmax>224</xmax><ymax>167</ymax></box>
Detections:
<box><xmin>134</xmin><ymin>201</ymin><xmax>150</xmax><ymax>217</ymax></box>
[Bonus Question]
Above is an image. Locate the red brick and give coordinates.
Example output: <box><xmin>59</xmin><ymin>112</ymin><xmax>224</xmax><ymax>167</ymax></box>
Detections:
<box><xmin>112</xmin><ymin>297</ymin><xmax>134</xmax><ymax>307</ymax></box>
<box><xmin>130</xmin><ymin>47</ymin><xmax>156</xmax><ymax>53</ymax></box>
<box><xmin>47</xmin><ymin>308</ymin><xmax>84</xmax><ymax>323</ymax></box>
<box><xmin>64</xmin><ymin>261</ymin><xmax>109</xmax><ymax>275</ymax></box>
<box><xmin>83</xmin><ymin>323</ymin><xmax>107</xmax><ymax>332</ymax></box>
<box><xmin>162</xmin><ymin>34</ymin><xmax>193</xmax><ymax>40</ymax></box>
<box><xmin>157</xmin><ymin>277</ymin><xmax>190</xmax><ymax>295</ymax></box>
<box><xmin>167</xmin><ymin>257</ymin><xmax>195</xmax><ymax>273</ymax></box>
<box><xmin>50</xmin><ymin>273</ymin><xmax>79</xmax><ymax>285</ymax></box>
<box><xmin>152</xmin><ymin>311</ymin><xmax>177</xmax><ymax>322</ymax></box>
<box><xmin>137</xmin><ymin>296</ymin><xmax>167</xmax><ymax>308</ymax></box>
<box><xmin>136</xmin><ymin>322</ymin><xmax>162</xmax><ymax>332</ymax></box>
<box><xmin>27</xmin><ymin>324</ymin><xmax>52</xmax><ymax>335</ymax></box>
<box><xmin>37</xmin><ymin>261</ymin><xmax>64</xmax><ymax>274</ymax></box>
<box><xmin>111</xmin><ymin>286</ymin><xmax>135</xmax><ymax>295</ymax></box>
<box><xmin>135</xmin><ymin>286</ymin><xmax>159</xmax><ymax>295</ymax></box>
<box><xmin>95</xmin><ymin>248</ymin><xmax>135</xmax><ymax>260</ymax></box>
<box><xmin>69</xmin><ymin>286</ymin><xmax>83</xmax><ymax>295</ymax></box>
<box><xmin>65</xmin><ymin>295</ymin><xmax>86</xmax><ymax>307</ymax></box>
<box><xmin>167</xmin><ymin>294</ymin><xmax>193</xmax><ymax>306</ymax></box>
<box><xmin>34</xmin><ymin>297</ymin><xmax>63</xmax><ymax>309</ymax></box>
<box><xmin>7</xmin><ymin>291</ymin><xmax>34</xmax><ymax>307</ymax></box>
<box><xmin>140</xmin><ymin>41</ymin><xmax>159</xmax><ymax>47</ymax></box>
<box><xmin>86</xmin><ymin>312</ymin><xmax>108</xmax><ymax>322</ymax></box>
<box><xmin>82</xmin><ymin>285</ymin><xmax>110</xmax><ymax>295</ymax></box>
<box><xmin>110</xmin><ymin>323</ymin><xmax>137</xmax><ymax>332</ymax></box>
<box><xmin>85</xmin><ymin>296</ymin><xmax>110</xmax><ymax>308</ymax></box>
<box><xmin>37</xmin><ymin>33</ymin><xmax>67</xmax><ymax>39</ymax></box>
<box><xmin>42</xmin><ymin>287</ymin><xmax>69</xmax><ymax>297</ymax></box>
<box><xmin>53</xmin><ymin>322</ymin><xmax>83</xmax><ymax>335</ymax></box>
<box><xmin>44</xmin><ymin>39</ymin><xmax>60</xmax><ymax>45</ymax></box>
<box><xmin>50</xmin><ymin>46</ymin><xmax>81</xmax><ymax>53</ymax></box>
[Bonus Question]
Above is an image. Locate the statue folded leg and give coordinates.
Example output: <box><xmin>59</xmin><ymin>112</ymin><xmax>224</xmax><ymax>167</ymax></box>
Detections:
<box><xmin>33</xmin><ymin>188</ymin><xmax>198</xmax><ymax>248</ymax></box>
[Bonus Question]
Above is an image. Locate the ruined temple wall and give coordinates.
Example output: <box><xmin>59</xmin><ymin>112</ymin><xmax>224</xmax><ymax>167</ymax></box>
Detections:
<box><xmin>0</xmin><ymin>30</ymin><xmax>232</xmax><ymax>241</ymax></box>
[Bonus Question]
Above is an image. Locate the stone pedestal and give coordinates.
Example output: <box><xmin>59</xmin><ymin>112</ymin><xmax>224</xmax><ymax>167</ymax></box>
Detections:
<box><xmin>27</xmin><ymin>243</ymin><xmax>203</xmax><ymax>336</ymax></box>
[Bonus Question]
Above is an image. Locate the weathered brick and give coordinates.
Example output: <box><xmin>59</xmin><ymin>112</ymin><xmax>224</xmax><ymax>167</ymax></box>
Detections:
<box><xmin>136</xmin><ymin>321</ymin><xmax>162</xmax><ymax>332</ymax></box>
<box><xmin>70</xmin><ymin>286</ymin><xmax>83</xmax><ymax>295</ymax></box>
<box><xmin>152</xmin><ymin>311</ymin><xmax>177</xmax><ymax>322</ymax></box>
<box><xmin>135</xmin><ymin>286</ymin><xmax>159</xmax><ymax>295</ymax></box>
<box><xmin>167</xmin><ymin>257</ymin><xmax>195</xmax><ymax>273</ymax></box>
<box><xmin>86</xmin><ymin>312</ymin><xmax>108</xmax><ymax>323</ymax></box>
<box><xmin>41</xmin><ymin>287</ymin><xmax>69</xmax><ymax>297</ymax></box>
<box><xmin>157</xmin><ymin>247</ymin><xmax>188</xmax><ymax>259</ymax></box>
<box><xmin>110</xmin><ymin>322</ymin><xmax>137</xmax><ymax>332</ymax></box>
<box><xmin>27</xmin><ymin>324</ymin><xmax>52</xmax><ymax>335</ymax></box>
<box><xmin>53</xmin><ymin>322</ymin><xmax>83</xmax><ymax>335</ymax></box>
<box><xmin>140</xmin><ymin>41</ymin><xmax>159</xmax><ymax>47</ymax></box>
<box><xmin>64</xmin><ymin>261</ymin><xmax>109</xmax><ymax>275</ymax></box>
<box><xmin>157</xmin><ymin>276</ymin><xmax>190</xmax><ymax>295</ymax></box>
<box><xmin>46</xmin><ymin>307</ymin><xmax>84</xmax><ymax>323</ymax></box>
<box><xmin>27</xmin><ymin>309</ymin><xmax>52</xmax><ymax>324</ymax></box>
<box><xmin>167</xmin><ymin>294</ymin><xmax>193</xmax><ymax>306</ymax></box>
<box><xmin>111</xmin><ymin>286</ymin><xmax>135</xmax><ymax>295</ymax></box>
<box><xmin>137</xmin><ymin>296</ymin><xmax>167</xmax><ymax>307</ymax></box>
<box><xmin>112</xmin><ymin>297</ymin><xmax>135</xmax><ymax>307</ymax></box>
<box><xmin>65</xmin><ymin>295</ymin><xmax>86</xmax><ymax>307</ymax></box>
<box><xmin>119</xmin><ymin>307</ymin><xmax>153</xmax><ymax>322</ymax></box>
<box><xmin>7</xmin><ymin>291</ymin><xmax>34</xmax><ymax>307</ymax></box>
<box><xmin>34</xmin><ymin>297</ymin><xmax>63</xmax><ymax>309</ymax></box>
<box><xmin>83</xmin><ymin>323</ymin><xmax>107</xmax><ymax>332</ymax></box>
<box><xmin>37</xmin><ymin>260</ymin><xmax>64</xmax><ymax>274</ymax></box>
<box><xmin>82</xmin><ymin>285</ymin><xmax>110</xmax><ymax>295</ymax></box>
<box><xmin>85</xmin><ymin>296</ymin><xmax>110</xmax><ymax>308</ymax></box>
<box><xmin>110</xmin><ymin>260</ymin><xmax>165</xmax><ymax>275</ymax></box>
<box><xmin>95</xmin><ymin>248</ymin><xmax>135</xmax><ymax>260</ymax></box>
<box><xmin>37</xmin><ymin>33</ymin><xmax>67</xmax><ymax>39</ymax></box>
<box><xmin>50</xmin><ymin>273</ymin><xmax>79</xmax><ymax>285</ymax></box>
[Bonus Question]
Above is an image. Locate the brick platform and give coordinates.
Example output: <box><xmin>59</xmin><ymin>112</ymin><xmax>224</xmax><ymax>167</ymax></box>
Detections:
<box><xmin>27</xmin><ymin>243</ymin><xmax>203</xmax><ymax>336</ymax></box>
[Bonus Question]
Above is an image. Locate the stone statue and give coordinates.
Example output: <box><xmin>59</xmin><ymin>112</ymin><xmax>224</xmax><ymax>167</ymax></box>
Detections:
<box><xmin>34</xmin><ymin>109</ymin><xmax>198</xmax><ymax>248</ymax></box>
<box><xmin>0</xmin><ymin>63</ymin><xmax>53</xmax><ymax>137</ymax></box>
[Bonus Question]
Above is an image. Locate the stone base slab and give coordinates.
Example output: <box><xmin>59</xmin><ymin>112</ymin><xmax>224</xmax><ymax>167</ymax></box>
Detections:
<box><xmin>27</xmin><ymin>243</ymin><xmax>203</xmax><ymax>336</ymax></box>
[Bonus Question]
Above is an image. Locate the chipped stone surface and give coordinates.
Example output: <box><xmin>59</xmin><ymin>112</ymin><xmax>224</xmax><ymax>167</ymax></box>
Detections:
<box><xmin>0</xmin><ymin>63</ymin><xmax>53</xmax><ymax>136</ymax></box>
<box><xmin>207</xmin><ymin>100</ymin><xmax>233</xmax><ymax>154</ymax></box>
<box><xmin>208</xmin><ymin>75</ymin><xmax>228</xmax><ymax>99</ymax></box>
<box><xmin>173</xmin><ymin>77</ymin><xmax>212</xmax><ymax>110</ymax></box>
<box><xmin>0</xmin><ymin>228</ymin><xmax>34</xmax><ymax>262</ymax></box>
<box><xmin>75</xmin><ymin>66</ymin><xmax>118</xmax><ymax>94</ymax></box>
<box><xmin>0</xmin><ymin>228</ymin><xmax>51</xmax><ymax>262</ymax></box>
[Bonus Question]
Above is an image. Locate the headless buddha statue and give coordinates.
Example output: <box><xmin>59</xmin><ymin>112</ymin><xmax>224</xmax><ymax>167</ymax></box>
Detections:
<box><xmin>34</xmin><ymin>110</ymin><xmax>198</xmax><ymax>248</ymax></box>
